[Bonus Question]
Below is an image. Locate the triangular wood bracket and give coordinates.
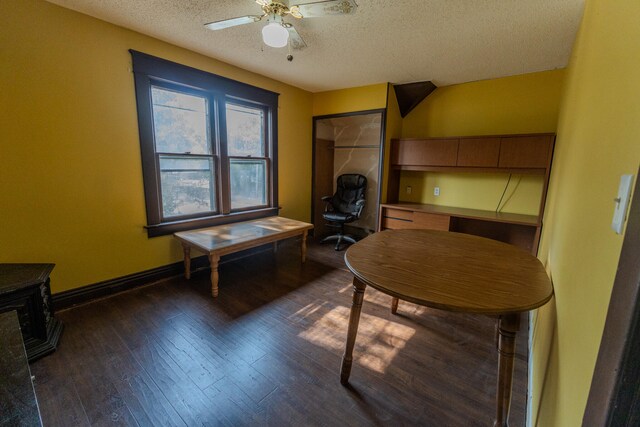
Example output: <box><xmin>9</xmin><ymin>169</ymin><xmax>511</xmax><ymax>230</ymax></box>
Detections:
<box><xmin>393</xmin><ymin>81</ymin><xmax>437</xmax><ymax>118</ymax></box>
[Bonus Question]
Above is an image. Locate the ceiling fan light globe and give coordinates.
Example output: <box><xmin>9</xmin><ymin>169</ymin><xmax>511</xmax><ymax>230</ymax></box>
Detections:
<box><xmin>262</xmin><ymin>22</ymin><xmax>289</xmax><ymax>48</ymax></box>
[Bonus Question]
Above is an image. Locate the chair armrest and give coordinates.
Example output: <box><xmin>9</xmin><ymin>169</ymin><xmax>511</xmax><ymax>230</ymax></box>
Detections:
<box><xmin>355</xmin><ymin>198</ymin><xmax>366</xmax><ymax>216</ymax></box>
<box><xmin>321</xmin><ymin>195</ymin><xmax>334</xmax><ymax>212</ymax></box>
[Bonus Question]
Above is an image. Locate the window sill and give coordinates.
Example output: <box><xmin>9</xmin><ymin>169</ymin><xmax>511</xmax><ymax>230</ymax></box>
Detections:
<box><xmin>145</xmin><ymin>207</ymin><xmax>280</xmax><ymax>237</ymax></box>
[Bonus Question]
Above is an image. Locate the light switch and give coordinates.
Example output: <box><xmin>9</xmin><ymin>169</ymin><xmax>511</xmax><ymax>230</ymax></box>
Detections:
<box><xmin>611</xmin><ymin>174</ymin><xmax>634</xmax><ymax>234</ymax></box>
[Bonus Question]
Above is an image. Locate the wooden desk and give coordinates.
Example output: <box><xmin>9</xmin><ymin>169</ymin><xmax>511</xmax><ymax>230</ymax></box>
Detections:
<box><xmin>380</xmin><ymin>203</ymin><xmax>541</xmax><ymax>255</ymax></box>
<box><xmin>340</xmin><ymin>229</ymin><xmax>553</xmax><ymax>427</ymax></box>
<box><xmin>174</xmin><ymin>216</ymin><xmax>313</xmax><ymax>297</ymax></box>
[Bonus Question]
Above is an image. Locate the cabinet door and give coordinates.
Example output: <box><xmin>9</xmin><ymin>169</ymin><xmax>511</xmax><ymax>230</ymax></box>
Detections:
<box><xmin>499</xmin><ymin>135</ymin><xmax>553</xmax><ymax>168</ymax></box>
<box><xmin>457</xmin><ymin>138</ymin><xmax>500</xmax><ymax>167</ymax></box>
<box><xmin>392</xmin><ymin>139</ymin><xmax>458</xmax><ymax>166</ymax></box>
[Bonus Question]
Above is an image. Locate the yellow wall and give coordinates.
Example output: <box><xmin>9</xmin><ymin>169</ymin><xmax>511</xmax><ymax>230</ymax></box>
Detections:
<box><xmin>533</xmin><ymin>0</ymin><xmax>640</xmax><ymax>425</ymax></box>
<box><xmin>382</xmin><ymin>84</ymin><xmax>403</xmax><ymax>203</ymax></box>
<box><xmin>402</xmin><ymin>70</ymin><xmax>564</xmax><ymax>138</ymax></box>
<box><xmin>396</xmin><ymin>70</ymin><xmax>564</xmax><ymax>214</ymax></box>
<box><xmin>0</xmin><ymin>0</ymin><xmax>312</xmax><ymax>293</ymax></box>
<box><xmin>312</xmin><ymin>83</ymin><xmax>388</xmax><ymax>117</ymax></box>
<box><xmin>399</xmin><ymin>172</ymin><xmax>544</xmax><ymax>215</ymax></box>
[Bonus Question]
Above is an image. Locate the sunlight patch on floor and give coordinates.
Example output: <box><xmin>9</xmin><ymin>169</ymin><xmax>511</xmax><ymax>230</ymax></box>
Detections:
<box><xmin>338</xmin><ymin>282</ymin><xmax>352</xmax><ymax>293</ymax></box>
<box><xmin>298</xmin><ymin>305</ymin><xmax>416</xmax><ymax>374</ymax></box>
<box><xmin>338</xmin><ymin>282</ymin><xmax>431</xmax><ymax>317</ymax></box>
<box><xmin>291</xmin><ymin>301</ymin><xmax>325</xmax><ymax>321</ymax></box>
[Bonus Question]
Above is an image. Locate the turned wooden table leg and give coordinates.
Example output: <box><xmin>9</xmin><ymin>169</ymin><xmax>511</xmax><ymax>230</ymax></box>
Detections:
<box><xmin>391</xmin><ymin>297</ymin><xmax>399</xmax><ymax>314</ymax></box>
<box><xmin>494</xmin><ymin>313</ymin><xmax>520</xmax><ymax>427</ymax></box>
<box><xmin>340</xmin><ymin>277</ymin><xmax>367</xmax><ymax>385</ymax></box>
<box><xmin>182</xmin><ymin>244</ymin><xmax>191</xmax><ymax>280</ymax></box>
<box><xmin>301</xmin><ymin>230</ymin><xmax>308</xmax><ymax>263</ymax></box>
<box><xmin>209</xmin><ymin>253</ymin><xmax>220</xmax><ymax>298</ymax></box>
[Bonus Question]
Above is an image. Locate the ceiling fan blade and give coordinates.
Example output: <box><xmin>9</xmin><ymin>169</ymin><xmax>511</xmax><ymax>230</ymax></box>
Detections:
<box><xmin>286</xmin><ymin>25</ymin><xmax>307</xmax><ymax>50</ymax></box>
<box><xmin>290</xmin><ymin>0</ymin><xmax>357</xmax><ymax>18</ymax></box>
<box><xmin>204</xmin><ymin>15</ymin><xmax>263</xmax><ymax>31</ymax></box>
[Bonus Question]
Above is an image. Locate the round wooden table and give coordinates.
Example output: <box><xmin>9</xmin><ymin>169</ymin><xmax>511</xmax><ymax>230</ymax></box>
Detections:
<box><xmin>340</xmin><ymin>229</ymin><xmax>553</xmax><ymax>427</ymax></box>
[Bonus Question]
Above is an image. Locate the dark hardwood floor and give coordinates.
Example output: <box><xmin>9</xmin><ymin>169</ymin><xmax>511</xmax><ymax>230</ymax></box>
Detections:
<box><xmin>32</xmin><ymin>238</ymin><xmax>528</xmax><ymax>426</ymax></box>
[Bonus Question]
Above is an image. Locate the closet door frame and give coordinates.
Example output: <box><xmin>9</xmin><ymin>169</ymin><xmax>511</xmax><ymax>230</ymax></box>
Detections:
<box><xmin>311</xmin><ymin>108</ymin><xmax>387</xmax><ymax>236</ymax></box>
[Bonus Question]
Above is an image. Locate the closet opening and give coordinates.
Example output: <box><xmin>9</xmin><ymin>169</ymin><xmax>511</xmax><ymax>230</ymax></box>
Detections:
<box><xmin>311</xmin><ymin>109</ymin><xmax>386</xmax><ymax>241</ymax></box>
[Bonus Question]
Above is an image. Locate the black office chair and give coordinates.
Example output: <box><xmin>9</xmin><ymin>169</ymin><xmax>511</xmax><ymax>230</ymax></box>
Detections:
<box><xmin>321</xmin><ymin>174</ymin><xmax>367</xmax><ymax>251</ymax></box>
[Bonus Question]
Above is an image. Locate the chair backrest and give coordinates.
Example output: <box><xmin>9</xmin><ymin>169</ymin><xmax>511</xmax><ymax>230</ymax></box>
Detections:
<box><xmin>332</xmin><ymin>174</ymin><xmax>367</xmax><ymax>215</ymax></box>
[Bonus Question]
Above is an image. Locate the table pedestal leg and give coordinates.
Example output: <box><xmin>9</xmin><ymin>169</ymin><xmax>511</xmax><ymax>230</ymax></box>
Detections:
<box><xmin>182</xmin><ymin>244</ymin><xmax>191</xmax><ymax>280</ymax></box>
<box><xmin>494</xmin><ymin>313</ymin><xmax>520</xmax><ymax>427</ymax></box>
<box><xmin>391</xmin><ymin>297</ymin><xmax>399</xmax><ymax>314</ymax></box>
<box><xmin>209</xmin><ymin>253</ymin><xmax>220</xmax><ymax>298</ymax></box>
<box><xmin>340</xmin><ymin>277</ymin><xmax>366</xmax><ymax>385</ymax></box>
<box><xmin>301</xmin><ymin>230</ymin><xmax>308</xmax><ymax>263</ymax></box>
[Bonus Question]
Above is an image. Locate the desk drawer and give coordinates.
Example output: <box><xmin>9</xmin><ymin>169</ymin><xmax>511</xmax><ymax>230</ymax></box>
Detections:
<box><xmin>382</xmin><ymin>208</ymin><xmax>414</xmax><ymax>221</ymax></box>
<box><xmin>413</xmin><ymin>212</ymin><xmax>451</xmax><ymax>231</ymax></box>
<box><xmin>382</xmin><ymin>217</ymin><xmax>415</xmax><ymax>230</ymax></box>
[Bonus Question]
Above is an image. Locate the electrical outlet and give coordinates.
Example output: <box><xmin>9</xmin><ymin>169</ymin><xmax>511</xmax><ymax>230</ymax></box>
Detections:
<box><xmin>434</xmin><ymin>187</ymin><xmax>440</xmax><ymax>196</ymax></box>
<box><xmin>406</xmin><ymin>186</ymin><xmax>412</xmax><ymax>195</ymax></box>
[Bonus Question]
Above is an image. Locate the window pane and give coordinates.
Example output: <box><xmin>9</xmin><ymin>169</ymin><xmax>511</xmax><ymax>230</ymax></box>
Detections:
<box><xmin>152</xmin><ymin>87</ymin><xmax>211</xmax><ymax>155</ymax></box>
<box><xmin>159</xmin><ymin>156</ymin><xmax>216</xmax><ymax>218</ymax></box>
<box><xmin>226</xmin><ymin>103</ymin><xmax>265</xmax><ymax>157</ymax></box>
<box><xmin>230</xmin><ymin>159</ymin><xmax>266</xmax><ymax>209</ymax></box>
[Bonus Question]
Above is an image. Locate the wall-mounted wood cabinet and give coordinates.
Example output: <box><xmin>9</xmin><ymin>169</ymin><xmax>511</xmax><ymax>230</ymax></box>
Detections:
<box><xmin>391</xmin><ymin>138</ymin><xmax>459</xmax><ymax>167</ymax></box>
<box><xmin>390</xmin><ymin>133</ymin><xmax>554</xmax><ymax>173</ymax></box>
<box><xmin>457</xmin><ymin>137</ymin><xmax>501</xmax><ymax>167</ymax></box>
<box><xmin>383</xmin><ymin>133</ymin><xmax>555</xmax><ymax>255</ymax></box>
<box><xmin>498</xmin><ymin>135</ymin><xmax>553</xmax><ymax>169</ymax></box>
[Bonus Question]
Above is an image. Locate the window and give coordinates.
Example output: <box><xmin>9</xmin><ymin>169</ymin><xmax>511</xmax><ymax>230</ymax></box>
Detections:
<box><xmin>152</xmin><ymin>87</ymin><xmax>216</xmax><ymax>219</ymax></box>
<box><xmin>226</xmin><ymin>103</ymin><xmax>268</xmax><ymax>210</ymax></box>
<box><xmin>130</xmin><ymin>51</ymin><xmax>279</xmax><ymax>237</ymax></box>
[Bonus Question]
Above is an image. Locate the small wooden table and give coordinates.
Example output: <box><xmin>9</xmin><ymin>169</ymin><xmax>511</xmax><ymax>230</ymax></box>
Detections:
<box><xmin>340</xmin><ymin>229</ymin><xmax>553</xmax><ymax>427</ymax></box>
<box><xmin>174</xmin><ymin>216</ymin><xmax>313</xmax><ymax>297</ymax></box>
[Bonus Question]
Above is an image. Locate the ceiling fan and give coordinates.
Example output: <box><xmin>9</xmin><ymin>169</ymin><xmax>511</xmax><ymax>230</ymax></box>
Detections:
<box><xmin>204</xmin><ymin>0</ymin><xmax>358</xmax><ymax>53</ymax></box>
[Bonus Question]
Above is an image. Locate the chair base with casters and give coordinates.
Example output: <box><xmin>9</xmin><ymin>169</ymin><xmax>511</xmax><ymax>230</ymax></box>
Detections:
<box><xmin>321</xmin><ymin>223</ymin><xmax>358</xmax><ymax>251</ymax></box>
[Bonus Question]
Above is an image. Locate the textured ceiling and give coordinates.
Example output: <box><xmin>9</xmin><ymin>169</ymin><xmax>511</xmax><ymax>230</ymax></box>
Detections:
<box><xmin>45</xmin><ymin>0</ymin><xmax>585</xmax><ymax>92</ymax></box>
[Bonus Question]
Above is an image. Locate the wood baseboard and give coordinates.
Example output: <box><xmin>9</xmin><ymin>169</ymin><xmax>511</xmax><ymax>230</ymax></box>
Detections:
<box><xmin>52</xmin><ymin>244</ymin><xmax>274</xmax><ymax>310</ymax></box>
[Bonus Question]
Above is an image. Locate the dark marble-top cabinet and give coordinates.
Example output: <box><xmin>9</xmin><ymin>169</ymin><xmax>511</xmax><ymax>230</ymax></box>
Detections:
<box><xmin>0</xmin><ymin>311</ymin><xmax>43</xmax><ymax>426</ymax></box>
<box><xmin>0</xmin><ymin>263</ymin><xmax>63</xmax><ymax>362</ymax></box>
